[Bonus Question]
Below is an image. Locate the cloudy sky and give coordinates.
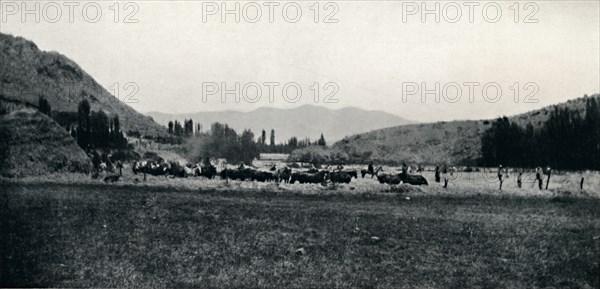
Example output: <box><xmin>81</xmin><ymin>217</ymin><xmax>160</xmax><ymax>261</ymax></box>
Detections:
<box><xmin>2</xmin><ymin>1</ymin><xmax>599</xmax><ymax>122</ymax></box>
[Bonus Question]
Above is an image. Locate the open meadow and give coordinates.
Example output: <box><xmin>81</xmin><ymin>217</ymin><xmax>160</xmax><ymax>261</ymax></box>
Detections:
<box><xmin>1</xmin><ymin>170</ymin><xmax>600</xmax><ymax>288</ymax></box>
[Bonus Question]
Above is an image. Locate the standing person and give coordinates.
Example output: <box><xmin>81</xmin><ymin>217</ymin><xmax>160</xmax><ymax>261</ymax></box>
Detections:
<box><xmin>442</xmin><ymin>164</ymin><xmax>448</xmax><ymax>188</ymax></box>
<box><xmin>368</xmin><ymin>162</ymin><xmax>374</xmax><ymax>177</ymax></box>
<box><xmin>401</xmin><ymin>162</ymin><xmax>408</xmax><ymax>177</ymax></box>
<box><xmin>435</xmin><ymin>165</ymin><xmax>441</xmax><ymax>183</ymax></box>
<box><xmin>535</xmin><ymin>167</ymin><xmax>543</xmax><ymax>190</ymax></box>
<box><xmin>517</xmin><ymin>171</ymin><xmax>522</xmax><ymax>188</ymax></box>
<box><xmin>497</xmin><ymin>165</ymin><xmax>504</xmax><ymax>191</ymax></box>
<box><xmin>545</xmin><ymin>167</ymin><xmax>552</xmax><ymax>190</ymax></box>
<box><xmin>116</xmin><ymin>160</ymin><xmax>123</xmax><ymax>176</ymax></box>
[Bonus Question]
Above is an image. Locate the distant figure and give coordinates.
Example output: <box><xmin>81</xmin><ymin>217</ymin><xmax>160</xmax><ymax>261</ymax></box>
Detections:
<box><xmin>116</xmin><ymin>161</ymin><xmax>123</xmax><ymax>176</ymax></box>
<box><xmin>517</xmin><ymin>172</ymin><xmax>522</xmax><ymax>188</ymax></box>
<box><xmin>497</xmin><ymin>165</ymin><xmax>504</xmax><ymax>190</ymax></box>
<box><xmin>442</xmin><ymin>164</ymin><xmax>448</xmax><ymax>188</ymax></box>
<box><xmin>580</xmin><ymin>177</ymin><xmax>585</xmax><ymax>190</ymax></box>
<box><xmin>368</xmin><ymin>162</ymin><xmax>374</xmax><ymax>175</ymax></box>
<box><xmin>435</xmin><ymin>165</ymin><xmax>441</xmax><ymax>183</ymax></box>
<box><xmin>545</xmin><ymin>167</ymin><xmax>552</xmax><ymax>190</ymax></box>
<box><xmin>401</xmin><ymin>163</ymin><xmax>408</xmax><ymax>177</ymax></box>
<box><xmin>535</xmin><ymin>167</ymin><xmax>543</xmax><ymax>190</ymax></box>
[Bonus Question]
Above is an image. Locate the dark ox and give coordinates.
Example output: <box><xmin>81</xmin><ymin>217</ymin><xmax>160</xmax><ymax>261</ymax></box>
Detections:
<box><xmin>290</xmin><ymin>170</ymin><xmax>328</xmax><ymax>184</ymax></box>
<box><xmin>328</xmin><ymin>171</ymin><xmax>356</xmax><ymax>184</ymax></box>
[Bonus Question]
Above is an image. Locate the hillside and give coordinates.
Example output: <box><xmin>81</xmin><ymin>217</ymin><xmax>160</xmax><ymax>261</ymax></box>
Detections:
<box><xmin>0</xmin><ymin>109</ymin><xmax>92</xmax><ymax>177</ymax></box>
<box><xmin>332</xmin><ymin>120</ymin><xmax>487</xmax><ymax>165</ymax></box>
<box><xmin>290</xmin><ymin>94</ymin><xmax>600</xmax><ymax>165</ymax></box>
<box><xmin>0</xmin><ymin>33</ymin><xmax>165</xmax><ymax>137</ymax></box>
<box><xmin>510</xmin><ymin>95</ymin><xmax>599</xmax><ymax>127</ymax></box>
<box><xmin>146</xmin><ymin>105</ymin><xmax>412</xmax><ymax>143</ymax></box>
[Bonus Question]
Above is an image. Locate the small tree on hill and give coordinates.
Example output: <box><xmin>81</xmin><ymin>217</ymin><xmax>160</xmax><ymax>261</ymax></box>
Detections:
<box><xmin>38</xmin><ymin>96</ymin><xmax>51</xmax><ymax>116</ymax></box>
<box><xmin>318</xmin><ymin>133</ymin><xmax>326</xmax><ymax>146</ymax></box>
<box><xmin>168</xmin><ymin>121</ymin><xmax>174</xmax><ymax>134</ymax></box>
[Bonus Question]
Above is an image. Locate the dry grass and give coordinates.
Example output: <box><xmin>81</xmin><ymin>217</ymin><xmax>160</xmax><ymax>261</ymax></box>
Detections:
<box><xmin>1</xmin><ymin>172</ymin><xmax>600</xmax><ymax>288</ymax></box>
<box><xmin>5</xmin><ymin>164</ymin><xmax>597</xmax><ymax>198</ymax></box>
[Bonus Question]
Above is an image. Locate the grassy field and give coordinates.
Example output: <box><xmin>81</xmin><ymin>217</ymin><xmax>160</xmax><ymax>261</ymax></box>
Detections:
<box><xmin>1</xmin><ymin>178</ymin><xmax>599</xmax><ymax>288</ymax></box>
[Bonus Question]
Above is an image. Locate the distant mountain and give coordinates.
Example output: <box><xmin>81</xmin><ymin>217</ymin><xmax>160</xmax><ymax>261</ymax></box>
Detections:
<box><xmin>289</xmin><ymin>94</ymin><xmax>600</xmax><ymax>165</ymax></box>
<box><xmin>0</xmin><ymin>33</ymin><xmax>165</xmax><ymax>136</ymax></box>
<box><xmin>146</xmin><ymin>105</ymin><xmax>412</xmax><ymax>143</ymax></box>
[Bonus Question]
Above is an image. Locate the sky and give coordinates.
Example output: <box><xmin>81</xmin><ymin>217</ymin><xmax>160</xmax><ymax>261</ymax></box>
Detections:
<box><xmin>1</xmin><ymin>0</ymin><xmax>599</xmax><ymax>122</ymax></box>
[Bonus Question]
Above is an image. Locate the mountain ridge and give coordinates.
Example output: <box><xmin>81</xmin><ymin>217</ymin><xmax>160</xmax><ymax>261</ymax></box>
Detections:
<box><xmin>146</xmin><ymin>104</ymin><xmax>413</xmax><ymax>142</ymax></box>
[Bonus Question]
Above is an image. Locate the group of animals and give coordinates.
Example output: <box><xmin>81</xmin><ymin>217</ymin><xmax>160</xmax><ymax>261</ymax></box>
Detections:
<box><xmin>362</xmin><ymin>167</ymin><xmax>428</xmax><ymax>185</ymax></box>
<box><xmin>128</xmin><ymin>161</ymin><xmax>428</xmax><ymax>186</ymax></box>
<box><xmin>132</xmin><ymin>161</ymin><xmax>217</xmax><ymax>179</ymax></box>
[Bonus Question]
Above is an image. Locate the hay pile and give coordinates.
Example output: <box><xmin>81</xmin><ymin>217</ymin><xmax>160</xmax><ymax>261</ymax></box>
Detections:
<box><xmin>0</xmin><ymin>109</ymin><xmax>92</xmax><ymax>177</ymax></box>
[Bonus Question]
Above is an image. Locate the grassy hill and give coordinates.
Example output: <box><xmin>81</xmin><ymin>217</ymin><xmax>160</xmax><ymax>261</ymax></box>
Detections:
<box><xmin>0</xmin><ymin>108</ymin><xmax>92</xmax><ymax>177</ymax></box>
<box><xmin>0</xmin><ymin>33</ymin><xmax>166</xmax><ymax>137</ymax></box>
<box><xmin>332</xmin><ymin>120</ymin><xmax>487</xmax><ymax>165</ymax></box>
<box><xmin>289</xmin><ymin>94</ymin><xmax>600</xmax><ymax>165</ymax></box>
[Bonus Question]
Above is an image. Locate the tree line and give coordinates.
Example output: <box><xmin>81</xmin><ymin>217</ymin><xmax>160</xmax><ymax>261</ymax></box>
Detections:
<box><xmin>481</xmin><ymin>96</ymin><xmax>600</xmax><ymax>170</ymax></box>
<box><xmin>184</xmin><ymin>123</ymin><xmax>259</xmax><ymax>165</ymax></box>
<box><xmin>72</xmin><ymin>99</ymin><xmax>129</xmax><ymax>150</ymax></box>
<box><xmin>168</xmin><ymin>119</ymin><xmax>196</xmax><ymax>137</ymax></box>
<box><xmin>168</xmin><ymin>118</ymin><xmax>328</xmax><ymax>157</ymax></box>
<box><xmin>253</xmin><ymin>129</ymin><xmax>326</xmax><ymax>154</ymax></box>
<box><xmin>179</xmin><ymin>123</ymin><xmax>328</xmax><ymax>164</ymax></box>
<box><xmin>35</xmin><ymin>97</ymin><xmax>130</xmax><ymax>151</ymax></box>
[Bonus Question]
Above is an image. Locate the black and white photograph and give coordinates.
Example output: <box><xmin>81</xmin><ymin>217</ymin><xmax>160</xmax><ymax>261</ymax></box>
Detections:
<box><xmin>1</xmin><ymin>0</ymin><xmax>599</xmax><ymax>287</ymax></box>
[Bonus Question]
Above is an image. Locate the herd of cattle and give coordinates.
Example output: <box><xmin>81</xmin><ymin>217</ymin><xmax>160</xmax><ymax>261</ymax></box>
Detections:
<box><xmin>129</xmin><ymin>161</ymin><xmax>429</xmax><ymax>186</ymax></box>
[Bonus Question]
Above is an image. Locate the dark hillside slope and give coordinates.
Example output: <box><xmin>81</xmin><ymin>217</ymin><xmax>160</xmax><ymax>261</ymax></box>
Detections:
<box><xmin>0</xmin><ymin>33</ymin><xmax>165</xmax><ymax>136</ymax></box>
<box><xmin>0</xmin><ymin>109</ymin><xmax>92</xmax><ymax>177</ymax></box>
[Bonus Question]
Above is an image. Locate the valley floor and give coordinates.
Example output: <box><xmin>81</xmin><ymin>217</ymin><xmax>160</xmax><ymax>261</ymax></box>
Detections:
<box><xmin>1</xmin><ymin>181</ymin><xmax>599</xmax><ymax>288</ymax></box>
